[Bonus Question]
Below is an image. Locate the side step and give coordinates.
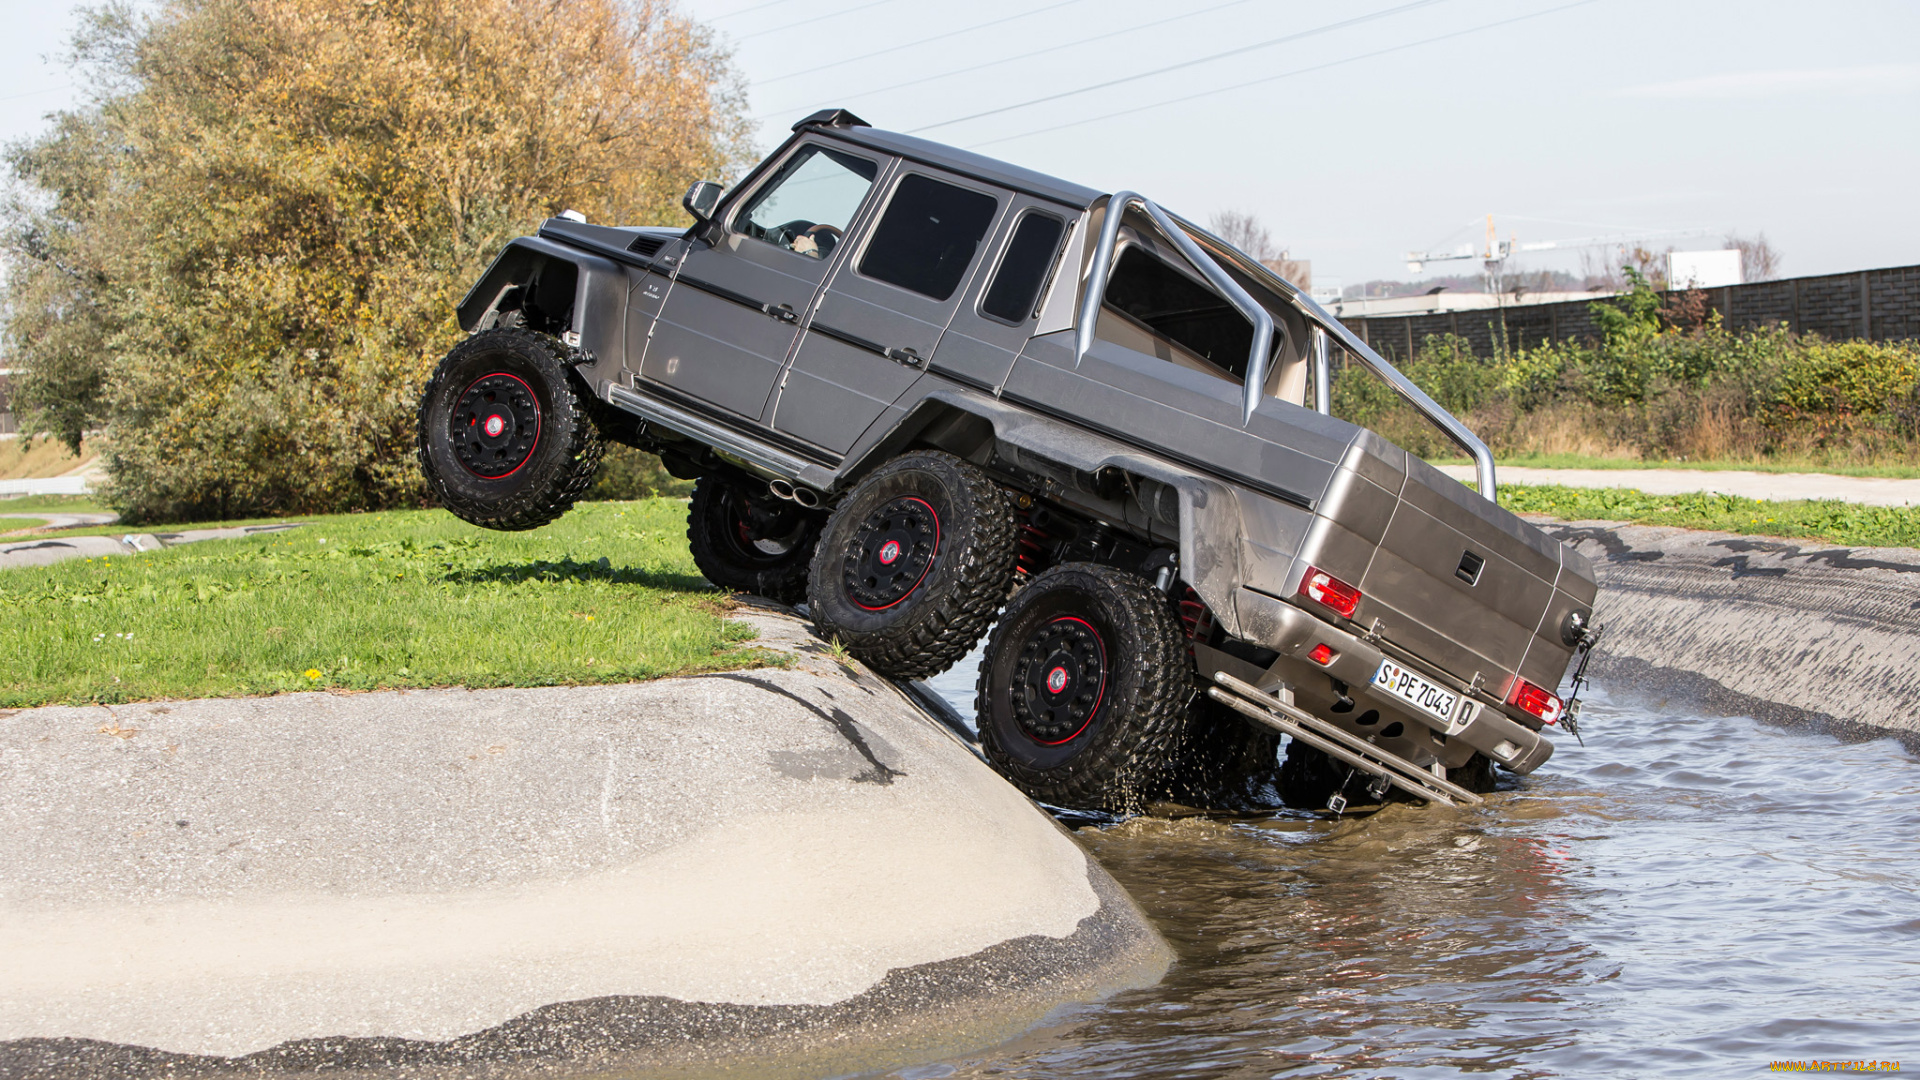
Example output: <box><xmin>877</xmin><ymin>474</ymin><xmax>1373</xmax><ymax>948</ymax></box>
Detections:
<box><xmin>1207</xmin><ymin>671</ymin><xmax>1484</xmax><ymax>807</ymax></box>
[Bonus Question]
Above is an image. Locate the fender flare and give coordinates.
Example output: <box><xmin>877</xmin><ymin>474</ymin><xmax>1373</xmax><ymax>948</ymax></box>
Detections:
<box><xmin>854</xmin><ymin>389</ymin><xmax>1255</xmax><ymax>639</ymax></box>
<box><xmin>455</xmin><ymin>238</ymin><xmax>629</xmax><ymax>384</ymax></box>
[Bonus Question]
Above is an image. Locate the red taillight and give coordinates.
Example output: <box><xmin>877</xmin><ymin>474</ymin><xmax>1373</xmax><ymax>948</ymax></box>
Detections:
<box><xmin>1507</xmin><ymin>678</ymin><xmax>1565</xmax><ymax>725</ymax></box>
<box><xmin>1298</xmin><ymin>566</ymin><xmax>1362</xmax><ymax>618</ymax></box>
<box><xmin>1308</xmin><ymin>643</ymin><xmax>1337</xmax><ymax>665</ymax></box>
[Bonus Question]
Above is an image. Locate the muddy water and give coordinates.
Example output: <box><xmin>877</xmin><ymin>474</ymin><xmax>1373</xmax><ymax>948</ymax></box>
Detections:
<box><xmin>912</xmin><ymin>664</ymin><xmax>1920</xmax><ymax>1077</ymax></box>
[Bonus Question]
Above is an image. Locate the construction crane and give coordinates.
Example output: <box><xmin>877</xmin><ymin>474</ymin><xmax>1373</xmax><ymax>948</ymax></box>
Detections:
<box><xmin>1404</xmin><ymin>214</ymin><xmax>1711</xmax><ymax>288</ymax></box>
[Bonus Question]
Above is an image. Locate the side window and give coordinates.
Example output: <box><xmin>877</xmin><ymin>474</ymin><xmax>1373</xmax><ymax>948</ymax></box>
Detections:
<box><xmin>980</xmin><ymin>212</ymin><xmax>1066</xmax><ymax>324</ymax></box>
<box><xmin>734</xmin><ymin>146</ymin><xmax>878</xmax><ymax>260</ymax></box>
<box><xmin>857</xmin><ymin>175</ymin><xmax>999</xmax><ymax>301</ymax></box>
<box><xmin>1102</xmin><ymin>247</ymin><xmax>1256</xmax><ymax>383</ymax></box>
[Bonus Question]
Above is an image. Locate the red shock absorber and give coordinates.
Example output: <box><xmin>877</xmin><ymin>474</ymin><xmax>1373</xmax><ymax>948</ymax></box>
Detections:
<box><xmin>1015</xmin><ymin>504</ymin><xmax>1053</xmax><ymax>579</ymax></box>
<box><xmin>1177</xmin><ymin>585</ymin><xmax>1213</xmax><ymax>642</ymax></box>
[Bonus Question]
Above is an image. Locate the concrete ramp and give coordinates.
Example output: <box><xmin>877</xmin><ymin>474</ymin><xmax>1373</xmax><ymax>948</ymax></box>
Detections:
<box><xmin>1541</xmin><ymin>519</ymin><xmax>1920</xmax><ymax>747</ymax></box>
<box><xmin>0</xmin><ymin>610</ymin><xmax>1168</xmax><ymax>1078</ymax></box>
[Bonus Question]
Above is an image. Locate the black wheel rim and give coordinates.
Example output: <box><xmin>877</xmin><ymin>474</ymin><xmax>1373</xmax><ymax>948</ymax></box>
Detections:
<box><xmin>1012</xmin><ymin>615</ymin><xmax>1108</xmax><ymax>745</ymax></box>
<box><xmin>842</xmin><ymin>495</ymin><xmax>940</xmax><ymax>611</ymax></box>
<box><xmin>452</xmin><ymin>372</ymin><xmax>541</xmax><ymax>479</ymax></box>
<box><xmin>720</xmin><ymin>490</ymin><xmax>809</xmax><ymax>564</ymax></box>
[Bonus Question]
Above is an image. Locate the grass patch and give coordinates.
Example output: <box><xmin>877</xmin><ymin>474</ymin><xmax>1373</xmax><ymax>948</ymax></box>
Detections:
<box><xmin>1429</xmin><ymin>452</ymin><xmax>1920</xmax><ymax>479</ymax></box>
<box><xmin>0</xmin><ymin>498</ymin><xmax>774</xmax><ymax>708</ymax></box>
<box><xmin>1503</xmin><ymin>484</ymin><xmax>1920</xmax><ymax>548</ymax></box>
<box><xmin>1</xmin><ymin>518</ymin><xmax>53</xmax><ymax>533</ymax></box>
<box><xmin>0</xmin><ymin>494</ymin><xmax>109</xmax><ymax>515</ymax></box>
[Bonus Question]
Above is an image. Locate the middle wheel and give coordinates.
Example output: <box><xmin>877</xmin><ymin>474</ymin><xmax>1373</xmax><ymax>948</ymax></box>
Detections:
<box><xmin>975</xmin><ymin>562</ymin><xmax>1192</xmax><ymax>813</ymax></box>
<box><xmin>806</xmin><ymin>450</ymin><xmax>1017</xmax><ymax>680</ymax></box>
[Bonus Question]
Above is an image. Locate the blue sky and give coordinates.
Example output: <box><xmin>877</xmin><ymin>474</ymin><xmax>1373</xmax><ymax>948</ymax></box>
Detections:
<box><xmin>8</xmin><ymin>0</ymin><xmax>1917</xmax><ymax>287</ymax></box>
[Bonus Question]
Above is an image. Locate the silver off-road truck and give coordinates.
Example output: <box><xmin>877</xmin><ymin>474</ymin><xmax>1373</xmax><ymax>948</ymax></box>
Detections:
<box><xmin>417</xmin><ymin>109</ymin><xmax>1600</xmax><ymax>814</ymax></box>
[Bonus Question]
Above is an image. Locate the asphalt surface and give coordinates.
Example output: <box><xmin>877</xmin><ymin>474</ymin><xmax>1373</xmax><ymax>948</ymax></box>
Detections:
<box><xmin>1442</xmin><ymin>464</ymin><xmax>1920</xmax><ymax>506</ymax></box>
<box><xmin>0</xmin><ymin>606</ymin><xmax>1169</xmax><ymax>1077</ymax></box>
<box><xmin>0</xmin><ymin>522</ymin><xmax>304</xmax><ymax>570</ymax></box>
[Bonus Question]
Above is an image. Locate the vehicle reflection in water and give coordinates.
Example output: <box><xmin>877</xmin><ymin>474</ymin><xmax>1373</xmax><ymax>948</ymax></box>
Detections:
<box><xmin>910</xmin><ymin>666</ymin><xmax>1920</xmax><ymax>1077</ymax></box>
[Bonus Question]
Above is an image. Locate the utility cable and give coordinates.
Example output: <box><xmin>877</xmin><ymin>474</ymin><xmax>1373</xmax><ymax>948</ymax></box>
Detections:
<box><xmin>755</xmin><ymin>0</ymin><xmax>1091</xmax><ymax>88</ymax></box>
<box><xmin>759</xmin><ymin>0</ymin><xmax>1268</xmax><ymax>123</ymax></box>
<box><xmin>907</xmin><ymin>0</ymin><xmax>1450</xmax><ymax>135</ymax></box>
<box><xmin>736</xmin><ymin>0</ymin><xmax>908</xmax><ymax>43</ymax></box>
<box><xmin>966</xmin><ymin>0</ymin><xmax>1601</xmax><ymax>149</ymax></box>
<box><xmin>708</xmin><ymin>0</ymin><xmax>802</xmax><ymax>22</ymax></box>
<box><xmin>0</xmin><ymin>84</ymin><xmax>72</xmax><ymax>103</ymax></box>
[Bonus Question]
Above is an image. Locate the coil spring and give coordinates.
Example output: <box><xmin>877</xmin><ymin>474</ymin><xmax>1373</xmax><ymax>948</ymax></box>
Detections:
<box><xmin>1177</xmin><ymin>585</ymin><xmax>1213</xmax><ymax>642</ymax></box>
<box><xmin>1015</xmin><ymin>506</ymin><xmax>1052</xmax><ymax>579</ymax></box>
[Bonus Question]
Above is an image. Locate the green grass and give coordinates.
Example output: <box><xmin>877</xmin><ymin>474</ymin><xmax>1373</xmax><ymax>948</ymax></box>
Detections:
<box><xmin>0</xmin><ymin>518</ymin><xmax>53</xmax><ymax>532</ymax></box>
<box><xmin>1502</xmin><ymin>484</ymin><xmax>1920</xmax><ymax>548</ymax></box>
<box><xmin>0</xmin><ymin>494</ymin><xmax>110</xmax><ymax>515</ymax></box>
<box><xmin>0</xmin><ymin>499</ymin><xmax>775</xmax><ymax>708</ymax></box>
<box><xmin>1427</xmin><ymin>453</ymin><xmax>1920</xmax><ymax>479</ymax></box>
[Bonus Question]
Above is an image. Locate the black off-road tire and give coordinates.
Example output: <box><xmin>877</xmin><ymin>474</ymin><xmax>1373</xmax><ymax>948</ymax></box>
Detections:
<box><xmin>1450</xmin><ymin>751</ymin><xmax>1498</xmax><ymax>794</ymax></box>
<box><xmin>417</xmin><ymin>328</ymin><xmax>603</xmax><ymax>531</ymax></box>
<box><xmin>976</xmin><ymin>563</ymin><xmax>1191</xmax><ymax>814</ymax></box>
<box><xmin>1162</xmin><ymin>696</ymin><xmax>1284</xmax><ymax>811</ymax></box>
<box><xmin>1277</xmin><ymin>739</ymin><xmax>1372</xmax><ymax>812</ymax></box>
<box><xmin>807</xmin><ymin>451</ymin><xmax>1017</xmax><ymax>679</ymax></box>
<box><xmin>687</xmin><ymin>474</ymin><xmax>823</xmax><ymax>604</ymax></box>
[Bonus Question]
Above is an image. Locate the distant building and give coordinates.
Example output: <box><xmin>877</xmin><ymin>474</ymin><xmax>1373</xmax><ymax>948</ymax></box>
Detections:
<box><xmin>1668</xmin><ymin>249</ymin><xmax>1743</xmax><ymax>289</ymax></box>
<box><xmin>1327</xmin><ymin>290</ymin><xmax>1614</xmax><ymax>319</ymax></box>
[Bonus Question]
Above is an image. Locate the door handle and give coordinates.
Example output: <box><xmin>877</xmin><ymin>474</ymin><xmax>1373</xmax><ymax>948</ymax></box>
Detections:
<box><xmin>885</xmin><ymin>346</ymin><xmax>924</xmax><ymax>368</ymax></box>
<box><xmin>765</xmin><ymin>303</ymin><xmax>798</xmax><ymax>323</ymax></box>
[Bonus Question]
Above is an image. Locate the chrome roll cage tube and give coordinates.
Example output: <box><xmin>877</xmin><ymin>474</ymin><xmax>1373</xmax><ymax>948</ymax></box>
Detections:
<box><xmin>1072</xmin><ymin>192</ymin><xmax>1498</xmax><ymax>503</ymax></box>
<box><xmin>1073</xmin><ymin>193</ymin><xmax>1275</xmax><ymax>426</ymax></box>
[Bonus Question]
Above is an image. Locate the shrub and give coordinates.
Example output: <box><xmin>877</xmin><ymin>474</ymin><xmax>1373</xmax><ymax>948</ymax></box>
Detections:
<box><xmin>3</xmin><ymin>0</ymin><xmax>749</xmax><ymax>524</ymax></box>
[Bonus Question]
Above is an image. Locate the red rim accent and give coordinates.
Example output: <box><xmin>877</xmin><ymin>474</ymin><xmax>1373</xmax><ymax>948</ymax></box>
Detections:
<box><xmin>454</xmin><ymin>371</ymin><xmax>541</xmax><ymax>481</ymax></box>
<box><xmin>852</xmin><ymin>495</ymin><xmax>941</xmax><ymax>612</ymax></box>
<box><xmin>1031</xmin><ymin>615</ymin><xmax>1107</xmax><ymax>746</ymax></box>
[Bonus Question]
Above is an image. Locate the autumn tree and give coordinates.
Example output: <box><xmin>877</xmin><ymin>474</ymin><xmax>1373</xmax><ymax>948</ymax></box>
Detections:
<box><xmin>1207</xmin><ymin>209</ymin><xmax>1310</xmax><ymax>289</ymax></box>
<box><xmin>1</xmin><ymin>0</ymin><xmax>750</xmax><ymax>521</ymax></box>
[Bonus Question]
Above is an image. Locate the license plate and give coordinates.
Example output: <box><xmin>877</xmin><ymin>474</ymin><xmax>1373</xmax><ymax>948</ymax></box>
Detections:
<box><xmin>1372</xmin><ymin>658</ymin><xmax>1458</xmax><ymax>724</ymax></box>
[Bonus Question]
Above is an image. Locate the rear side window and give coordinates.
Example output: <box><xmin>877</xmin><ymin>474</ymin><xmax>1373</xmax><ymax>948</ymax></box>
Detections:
<box><xmin>980</xmin><ymin>212</ymin><xmax>1066</xmax><ymax>324</ymax></box>
<box><xmin>1105</xmin><ymin>247</ymin><xmax>1254</xmax><ymax>381</ymax></box>
<box><xmin>857</xmin><ymin>175</ymin><xmax>998</xmax><ymax>301</ymax></box>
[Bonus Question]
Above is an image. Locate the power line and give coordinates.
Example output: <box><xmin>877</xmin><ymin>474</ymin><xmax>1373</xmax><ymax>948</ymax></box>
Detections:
<box><xmin>965</xmin><ymin>0</ymin><xmax>1601</xmax><ymax>149</ymax></box>
<box><xmin>0</xmin><ymin>84</ymin><xmax>72</xmax><ymax>103</ymax></box>
<box><xmin>736</xmin><ymin>0</ymin><xmax>908</xmax><ymax>43</ymax></box>
<box><xmin>759</xmin><ymin>0</ymin><xmax>1268</xmax><ymax>123</ymax></box>
<box><xmin>754</xmin><ymin>0</ymin><xmax>1091</xmax><ymax>89</ymax></box>
<box><xmin>907</xmin><ymin>0</ymin><xmax>1449</xmax><ymax>135</ymax></box>
<box><xmin>708</xmin><ymin>0</ymin><xmax>802</xmax><ymax>22</ymax></box>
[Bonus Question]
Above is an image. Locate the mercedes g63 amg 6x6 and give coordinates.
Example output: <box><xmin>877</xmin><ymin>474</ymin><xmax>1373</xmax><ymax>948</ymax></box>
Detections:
<box><xmin>417</xmin><ymin>109</ymin><xmax>1601</xmax><ymax>814</ymax></box>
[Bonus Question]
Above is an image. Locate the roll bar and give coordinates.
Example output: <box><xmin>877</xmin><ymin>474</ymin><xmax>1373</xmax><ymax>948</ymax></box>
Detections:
<box><xmin>1073</xmin><ymin>193</ymin><xmax>1498</xmax><ymax>503</ymax></box>
<box><xmin>1074</xmin><ymin>194</ymin><xmax>1274</xmax><ymax>425</ymax></box>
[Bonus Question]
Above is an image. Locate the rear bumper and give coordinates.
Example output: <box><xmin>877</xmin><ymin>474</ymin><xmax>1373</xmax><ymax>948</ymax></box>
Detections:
<box><xmin>1231</xmin><ymin>588</ymin><xmax>1554</xmax><ymax>774</ymax></box>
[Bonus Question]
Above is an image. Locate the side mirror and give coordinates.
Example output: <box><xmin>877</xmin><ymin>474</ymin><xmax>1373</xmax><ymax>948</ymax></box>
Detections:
<box><xmin>682</xmin><ymin>180</ymin><xmax>723</xmax><ymax>224</ymax></box>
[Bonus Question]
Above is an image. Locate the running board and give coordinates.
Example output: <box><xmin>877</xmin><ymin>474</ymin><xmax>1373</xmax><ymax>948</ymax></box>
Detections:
<box><xmin>1207</xmin><ymin>671</ymin><xmax>1483</xmax><ymax>807</ymax></box>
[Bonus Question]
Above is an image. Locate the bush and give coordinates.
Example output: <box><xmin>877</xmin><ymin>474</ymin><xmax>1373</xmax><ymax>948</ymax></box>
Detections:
<box><xmin>589</xmin><ymin>445</ymin><xmax>694</xmax><ymax>501</ymax></box>
<box><xmin>2</xmin><ymin>0</ymin><xmax>750</xmax><ymax>524</ymax></box>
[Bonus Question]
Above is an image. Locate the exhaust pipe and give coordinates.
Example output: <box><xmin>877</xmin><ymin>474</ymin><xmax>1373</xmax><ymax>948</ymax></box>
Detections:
<box><xmin>768</xmin><ymin>478</ymin><xmax>797</xmax><ymax>502</ymax></box>
<box><xmin>791</xmin><ymin>486</ymin><xmax>821</xmax><ymax>509</ymax></box>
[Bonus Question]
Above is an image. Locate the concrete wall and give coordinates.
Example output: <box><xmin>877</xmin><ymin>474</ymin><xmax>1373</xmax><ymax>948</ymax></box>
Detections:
<box><xmin>1337</xmin><ymin>263</ymin><xmax>1920</xmax><ymax>362</ymax></box>
<box><xmin>1539</xmin><ymin>518</ymin><xmax>1920</xmax><ymax>752</ymax></box>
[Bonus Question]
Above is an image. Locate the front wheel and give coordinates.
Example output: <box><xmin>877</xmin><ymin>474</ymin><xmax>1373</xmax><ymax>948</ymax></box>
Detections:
<box><xmin>416</xmin><ymin>329</ymin><xmax>603</xmax><ymax>531</ymax></box>
<box><xmin>975</xmin><ymin>563</ymin><xmax>1191</xmax><ymax>814</ymax></box>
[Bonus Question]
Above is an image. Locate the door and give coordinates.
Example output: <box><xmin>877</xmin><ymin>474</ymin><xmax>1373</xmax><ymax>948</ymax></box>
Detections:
<box><xmin>639</xmin><ymin>142</ymin><xmax>883</xmax><ymax>423</ymax></box>
<box><xmin>771</xmin><ymin>170</ymin><xmax>1007</xmax><ymax>456</ymax></box>
<box><xmin>931</xmin><ymin>201</ymin><xmax>1072</xmax><ymax>392</ymax></box>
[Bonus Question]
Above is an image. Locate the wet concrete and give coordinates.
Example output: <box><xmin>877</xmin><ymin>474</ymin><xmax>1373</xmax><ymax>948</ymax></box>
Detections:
<box><xmin>1537</xmin><ymin>518</ymin><xmax>1920</xmax><ymax>747</ymax></box>
<box><xmin>0</xmin><ymin>607</ymin><xmax>1169</xmax><ymax>1077</ymax></box>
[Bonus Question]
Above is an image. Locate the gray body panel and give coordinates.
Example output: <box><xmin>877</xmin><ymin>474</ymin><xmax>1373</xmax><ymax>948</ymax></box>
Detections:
<box><xmin>463</xmin><ymin>118</ymin><xmax>1600</xmax><ymax>774</ymax></box>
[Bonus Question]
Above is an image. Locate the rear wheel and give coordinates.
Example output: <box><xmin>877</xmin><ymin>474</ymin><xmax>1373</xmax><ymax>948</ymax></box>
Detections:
<box><xmin>976</xmin><ymin>563</ymin><xmax>1190</xmax><ymax>814</ymax></box>
<box><xmin>686</xmin><ymin>474</ymin><xmax>822</xmax><ymax>604</ymax></box>
<box><xmin>416</xmin><ymin>328</ymin><xmax>602</xmax><ymax>531</ymax></box>
<box><xmin>1163</xmin><ymin>696</ymin><xmax>1284</xmax><ymax>811</ymax></box>
<box><xmin>807</xmin><ymin>451</ymin><xmax>1016</xmax><ymax>679</ymax></box>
